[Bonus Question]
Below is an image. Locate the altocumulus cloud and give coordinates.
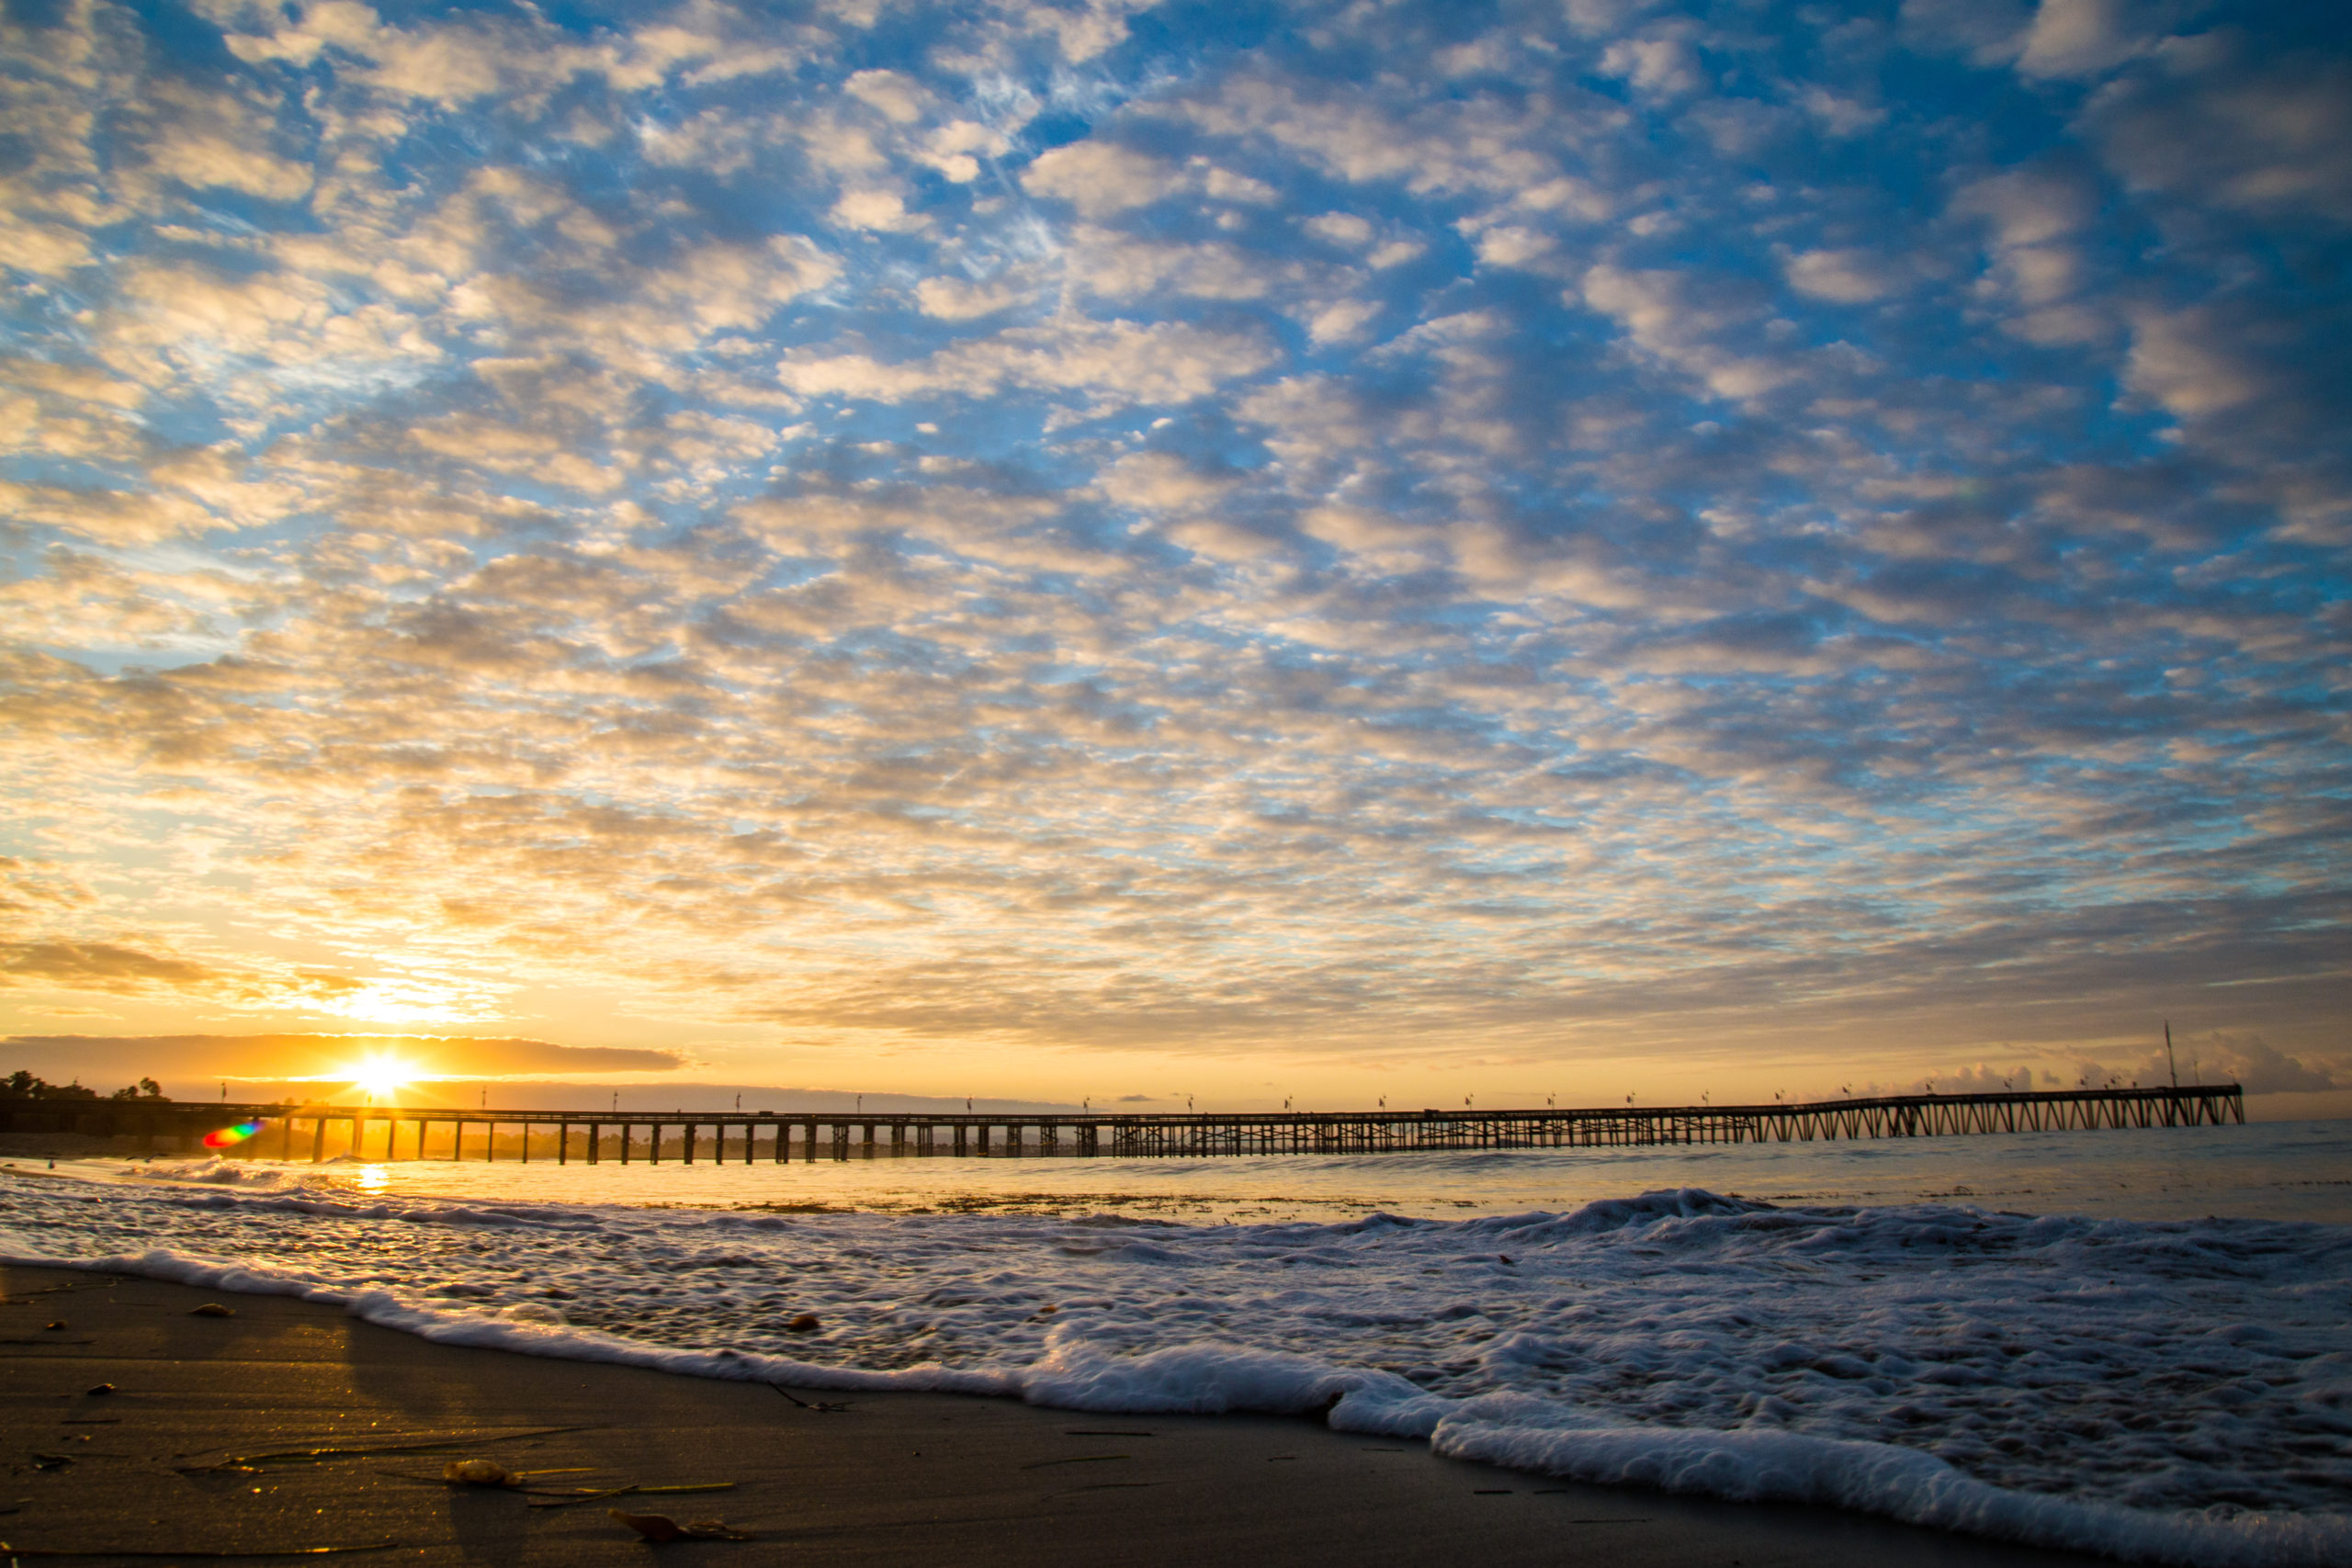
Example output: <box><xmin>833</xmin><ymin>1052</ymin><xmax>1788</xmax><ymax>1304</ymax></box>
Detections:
<box><xmin>0</xmin><ymin>0</ymin><xmax>2346</xmax><ymax>1080</ymax></box>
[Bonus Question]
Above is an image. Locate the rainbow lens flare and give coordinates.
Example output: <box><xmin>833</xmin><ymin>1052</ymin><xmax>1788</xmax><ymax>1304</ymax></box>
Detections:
<box><xmin>203</xmin><ymin>1118</ymin><xmax>268</xmax><ymax>1150</ymax></box>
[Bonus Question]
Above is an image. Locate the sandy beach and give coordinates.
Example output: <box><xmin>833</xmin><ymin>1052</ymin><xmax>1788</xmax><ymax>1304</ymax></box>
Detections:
<box><xmin>0</xmin><ymin>1262</ymin><xmax>2118</xmax><ymax>1568</ymax></box>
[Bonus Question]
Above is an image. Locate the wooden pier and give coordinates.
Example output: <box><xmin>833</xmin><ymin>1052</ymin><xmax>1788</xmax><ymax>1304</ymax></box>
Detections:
<box><xmin>1</xmin><ymin>1085</ymin><xmax>2244</xmax><ymax>1163</ymax></box>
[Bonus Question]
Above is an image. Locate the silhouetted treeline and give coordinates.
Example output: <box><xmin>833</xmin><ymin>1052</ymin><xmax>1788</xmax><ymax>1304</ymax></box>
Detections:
<box><xmin>3</xmin><ymin>1070</ymin><xmax>164</xmax><ymax>1101</ymax></box>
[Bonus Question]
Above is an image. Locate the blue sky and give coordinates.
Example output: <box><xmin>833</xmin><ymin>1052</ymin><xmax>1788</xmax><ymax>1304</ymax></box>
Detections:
<box><xmin>1</xmin><ymin>0</ymin><xmax>2346</xmax><ymax>1108</ymax></box>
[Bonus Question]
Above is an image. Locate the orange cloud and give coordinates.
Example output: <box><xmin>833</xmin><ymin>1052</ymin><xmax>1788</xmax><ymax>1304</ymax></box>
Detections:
<box><xmin>2</xmin><ymin>1032</ymin><xmax>684</xmax><ymax>1083</ymax></box>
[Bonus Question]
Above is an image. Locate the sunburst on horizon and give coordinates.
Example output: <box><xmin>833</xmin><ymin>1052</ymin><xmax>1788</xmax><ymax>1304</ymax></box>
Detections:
<box><xmin>344</xmin><ymin>1053</ymin><xmax>417</xmax><ymax>1104</ymax></box>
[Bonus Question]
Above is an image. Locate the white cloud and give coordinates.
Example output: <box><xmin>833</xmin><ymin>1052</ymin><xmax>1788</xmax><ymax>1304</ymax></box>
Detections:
<box><xmin>2084</xmin><ymin>38</ymin><xmax>2352</xmax><ymax>225</ymax></box>
<box><xmin>2014</xmin><ymin>0</ymin><xmax>2154</xmax><ymax>81</ymax></box>
<box><xmin>1094</xmin><ymin>450</ymin><xmax>1240</xmax><ymax>513</ymax></box>
<box><xmin>2121</xmin><ymin>304</ymin><xmax>2271</xmax><ymax>419</ymax></box>
<box><xmin>778</xmin><ymin>318</ymin><xmax>1278</xmax><ymax>409</ymax></box>
<box><xmin>1021</xmin><ymin>141</ymin><xmax>1188</xmax><ymax>216</ymax></box>
<box><xmin>1579</xmin><ymin>265</ymin><xmax>1792</xmax><ymax>399</ymax></box>
<box><xmin>1303</xmin><ymin>212</ymin><xmax>1374</xmax><ymax>247</ymax></box>
<box><xmin>1306</xmin><ymin>298</ymin><xmax>1380</xmax><ymax>345</ymax></box>
<box><xmin>831</xmin><ymin>187</ymin><xmax>927</xmax><ymax>231</ymax></box>
<box><xmin>1471</xmin><ymin>225</ymin><xmax>1555</xmax><ymax>268</ymax></box>
<box><xmin>915</xmin><ymin>272</ymin><xmax>1035</xmax><ymax>321</ymax></box>
<box><xmin>1784</xmin><ymin>247</ymin><xmax>1906</xmax><ymax>303</ymax></box>
<box><xmin>1068</xmin><ymin>228</ymin><xmax>1285</xmax><ymax>301</ymax></box>
<box><xmin>1598</xmin><ymin>34</ymin><xmax>1703</xmax><ymax>98</ymax></box>
<box><xmin>1950</xmin><ymin>167</ymin><xmax>2110</xmax><ymax>344</ymax></box>
<box><xmin>842</xmin><ymin>68</ymin><xmax>926</xmax><ymax>123</ymax></box>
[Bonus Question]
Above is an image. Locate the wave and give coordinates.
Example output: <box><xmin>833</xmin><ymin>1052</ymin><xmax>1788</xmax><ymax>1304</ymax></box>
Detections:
<box><xmin>3</xmin><ymin>1175</ymin><xmax>2345</xmax><ymax>1566</ymax></box>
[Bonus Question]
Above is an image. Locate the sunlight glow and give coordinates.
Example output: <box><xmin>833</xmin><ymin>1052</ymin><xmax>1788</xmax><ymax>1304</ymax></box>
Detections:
<box><xmin>346</xmin><ymin>1054</ymin><xmax>415</xmax><ymax>1102</ymax></box>
<box><xmin>309</xmin><ymin>975</ymin><xmax>506</xmax><ymax>1027</ymax></box>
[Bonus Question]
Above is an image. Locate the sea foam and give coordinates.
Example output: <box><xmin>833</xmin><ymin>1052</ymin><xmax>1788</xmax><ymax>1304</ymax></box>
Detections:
<box><xmin>3</xmin><ymin>1171</ymin><xmax>2345</xmax><ymax>1565</ymax></box>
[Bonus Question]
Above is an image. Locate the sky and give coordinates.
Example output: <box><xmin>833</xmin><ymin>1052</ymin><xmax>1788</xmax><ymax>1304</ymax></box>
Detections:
<box><xmin>2</xmin><ymin>0</ymin><xmax>2347</xmax><ymax>1114</ymax></box>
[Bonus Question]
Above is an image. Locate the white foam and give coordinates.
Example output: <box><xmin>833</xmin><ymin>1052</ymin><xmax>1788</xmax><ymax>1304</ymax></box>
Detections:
<box><xmin>2</xmin><ymin>1174</ymin><xmax>2344</xmax><ymax>1566</ymax></box>
<box><xmin>138</xmin><ymin>1156</ymin><xmax>304</xmax><ymax>1187</ymax></box>
<box><xmin>1425</xmin><ymin>1420</ymin><xmax>2352</xmax><ymax>1567</ymax></box>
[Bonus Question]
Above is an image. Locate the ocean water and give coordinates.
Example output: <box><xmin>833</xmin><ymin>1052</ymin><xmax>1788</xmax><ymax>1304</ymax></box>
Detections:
<box><xmin>4</xmin><ymin>1122</ymin><xmax>2347</xmax><ymax>1567</ymax></box>
<box><xmin>95</xmin><ymin>1114</ymin><xmax>2352</xmax><ymax>1224</ymax></box>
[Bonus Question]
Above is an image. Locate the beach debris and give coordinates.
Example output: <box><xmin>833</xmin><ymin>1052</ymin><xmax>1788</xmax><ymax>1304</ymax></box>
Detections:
<box><xmin>186</xmin><ymin>1426</ymin><xmax>595</xmax><ymax>1475</ymax></box>
<box><xmin>783</xmin><ymin>1312</ymin><xmax>820</xmax><ymax>1331</ymax></box>
<box><xmin>607</xmin><ymin>1510</ymin><xmax>755</xmax><ymax>1542</ymax></box>
<box><xmin>30</xmin><ymin>1454</ymin><xmax>73</xmax><ymax>1471</ymax></box>
<box><xmin>433</xmin><ymin>1461</ymin><xmax>612</xmax><ymax>1493</ymax></box>
<box><xmin>42</xmin><ymin>1323</ymin><xmax>66</xmax><ymax>1331</ymax></box>
<box><xmin>81</xmin><ymin>1384</ymin><xmax>113</xmax><ymax>1397</ymax></box>
<box><xmin>768</xmin><ymin>1385</ymin><xmax>852</xmax><ymax>1414</ymax></box>
<box><xmin>441</xmin><ymin>1460</ymin><xmax>515</xmax><ymax>1486</ymax></box>
<box><xmin>189</xmin><ymin>1303</ymin><xmax>236</xmax><ymax>1318</ymax></box>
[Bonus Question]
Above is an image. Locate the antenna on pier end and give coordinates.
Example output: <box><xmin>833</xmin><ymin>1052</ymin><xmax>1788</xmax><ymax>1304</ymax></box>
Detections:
<box><xmin>2165</xmin><ymin>1021</ymin><xmax>2178</xmax><ymax>1089</ymax></box>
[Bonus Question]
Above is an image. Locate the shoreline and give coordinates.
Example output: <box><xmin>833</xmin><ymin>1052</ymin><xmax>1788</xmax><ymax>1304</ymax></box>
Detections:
<box><xmin>0</xmin><ymin>1262</ymin><xmax>2115</xmax><ymax>1567</ymax></box>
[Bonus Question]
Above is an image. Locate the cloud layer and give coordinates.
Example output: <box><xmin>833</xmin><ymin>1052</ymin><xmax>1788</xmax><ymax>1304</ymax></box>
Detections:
<box><xmin>0</xmin><ymin>1032</ymin><xmax>683</xmax><ymax>1086</ymax></box>
<box><xmin>2</xmin><ymin>0</ymin><xmax>2346</xmax><ymax>1098</ymax></box>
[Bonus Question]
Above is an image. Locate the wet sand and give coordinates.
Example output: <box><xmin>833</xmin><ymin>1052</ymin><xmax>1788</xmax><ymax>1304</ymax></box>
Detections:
<box><xmin>0</xmin><ymin>1263</ymin><xmax>2109</xmax><ymax>1566</ymax></box>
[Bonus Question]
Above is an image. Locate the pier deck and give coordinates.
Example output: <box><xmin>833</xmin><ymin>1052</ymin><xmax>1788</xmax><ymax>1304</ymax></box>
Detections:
<box><xmin>1</xmin><ymin>1085</ymin><xmax>2245</xmax><ymax>1163</ymax></box>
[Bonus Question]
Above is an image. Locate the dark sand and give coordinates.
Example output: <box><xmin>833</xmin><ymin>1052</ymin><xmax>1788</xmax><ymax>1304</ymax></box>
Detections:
<box><xmin>1</xmin><ymin>1263</ymin><xmax>2109</xmax><ymax>1567</ymax></box>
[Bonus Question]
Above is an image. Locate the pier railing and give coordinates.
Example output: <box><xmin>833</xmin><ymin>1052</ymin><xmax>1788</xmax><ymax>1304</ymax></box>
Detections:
<box><xmin>0</xmin><ymin>1085</ymin><xmax>2245</xmax><ymax>1163</ymax></box>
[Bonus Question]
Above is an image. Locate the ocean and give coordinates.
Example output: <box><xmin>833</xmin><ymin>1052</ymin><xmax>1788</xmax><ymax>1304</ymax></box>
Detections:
<box><xmin>5</xmin><ymin>1120</ymin><xmax>2347</xmax><ymax>1566</ymax></box>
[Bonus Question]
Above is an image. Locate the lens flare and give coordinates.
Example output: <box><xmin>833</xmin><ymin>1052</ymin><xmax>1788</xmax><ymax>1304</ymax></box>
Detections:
<box><xmin>202</xmin><ymin>1118</ymin><xmax>268</xmax><ymax>1150</ymax></box>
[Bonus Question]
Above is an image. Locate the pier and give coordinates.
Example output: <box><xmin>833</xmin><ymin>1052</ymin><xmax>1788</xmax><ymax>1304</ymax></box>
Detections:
<box><xmin>1</xmin><ymin>1085</ymin><xmax>2244</xmax><ymax>1163</ymax></box>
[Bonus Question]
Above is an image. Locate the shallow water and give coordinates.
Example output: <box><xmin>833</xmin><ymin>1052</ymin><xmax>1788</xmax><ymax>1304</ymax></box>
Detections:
<box><xmin>3</xmin><ymin>1122</ymin><xmax>2346</xmax><ymax>1567</ymax></box>
<box><xmin>90</xmin><ymin>1115</ymin><xmax>2352</xmax><ymax>1224</ymax></box>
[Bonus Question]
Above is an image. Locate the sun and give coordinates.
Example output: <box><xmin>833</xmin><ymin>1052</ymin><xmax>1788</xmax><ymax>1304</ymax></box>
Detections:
<box><xmin>347</xmin><ymin>1054</ymin><xmax>414</xmax><ymax>1102</ymax></box>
